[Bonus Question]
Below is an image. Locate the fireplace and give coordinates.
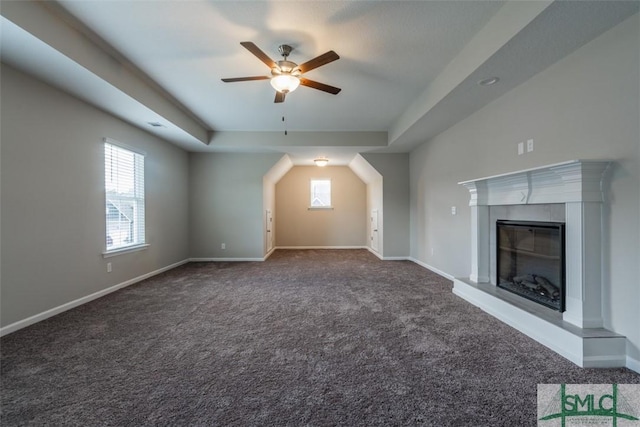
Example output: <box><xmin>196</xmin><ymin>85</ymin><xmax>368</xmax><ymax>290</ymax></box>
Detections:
<box><xmin>452</xmin><ymin>160</ymin><xmax>627</xmax><ymax>368</ymax></box>
<box><xmin>496</xmin><ymin>220</ymin><xmax>565</xmax><ymax>311</ymax></box>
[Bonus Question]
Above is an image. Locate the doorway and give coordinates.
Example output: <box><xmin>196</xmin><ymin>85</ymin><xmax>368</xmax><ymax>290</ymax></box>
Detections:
<box><xmin>370</xmin><ymin>209</ymin><xmax>379</xmax><ymax>252</ymax></box>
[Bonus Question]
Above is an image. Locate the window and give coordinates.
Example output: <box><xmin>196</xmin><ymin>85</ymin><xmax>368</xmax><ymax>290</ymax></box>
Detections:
<box><xmin>310</xmin><ymin>179</ymin><xmax>331</xmax><ymax>208</ymax></box>
<box><xmin>104</xmin><ymin>141</ymin><xmax>145</xmax><ymax>252</ymax></box>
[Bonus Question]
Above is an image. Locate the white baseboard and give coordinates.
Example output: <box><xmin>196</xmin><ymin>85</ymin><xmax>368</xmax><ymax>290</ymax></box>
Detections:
<box><xmin>364</xmin><ymin>246</ymin><xmax>410</xmax><ymax>261</ymax></box>
<box><xmin>0</xmin><ymin>259</ymin><xmax>190</xmax><ymax>337</ymax></box>
<box><xmin>190</xmin><ymin>257</ymin><xmax>265</xmax><ymax>262</ymax></box>
<box><xmin>191</xmin><ymin>247</ymin><xmax>369</xmax><ymax>263</ymax></box>
<box><xmin>264</xmin><ymin>248</ymin><xmax>276</xmax><ymax>260</ymax></box>
<box><xmin>408</xmin><ymin>257</ymin><xmax>455</xmax><ymax>281</ymax></box>
<box><xmin>276</xmin><ymin>246</ymin><xmax>368</xmax><ymax>250</ymax></box>
<box><xmin>366</xmin><ymin>247</ymin><xmax>382</xmax><ymax>259</ymax></box>
<box><xmin>627</xmin><ymin>355</ymin><xmax>640</xmax><ymax>374</ymax></box>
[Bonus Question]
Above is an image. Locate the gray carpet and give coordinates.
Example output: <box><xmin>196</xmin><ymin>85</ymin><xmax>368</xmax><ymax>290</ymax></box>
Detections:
<box><xmin>1</xmin><ymin>249</ymin><xmax>638</xmax><ymax>426</ymax></box>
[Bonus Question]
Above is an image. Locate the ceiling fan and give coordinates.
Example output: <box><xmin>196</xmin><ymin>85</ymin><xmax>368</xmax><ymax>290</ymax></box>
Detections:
<box><xmin>222</xmin><ymin>42</ymin><xmax>341</xmax><ymax>103</ymax></box>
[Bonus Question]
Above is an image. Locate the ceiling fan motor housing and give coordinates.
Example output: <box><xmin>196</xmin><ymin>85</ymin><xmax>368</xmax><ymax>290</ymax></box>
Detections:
<box><xmin>272</xmin><ymin>60</ymin><xmax>300</xmax><ymax>76</ymax></box>
<box><xmin>273</xmin><ymin>45</ymin><xmax>300</xmax><ymax>76</ymax></box>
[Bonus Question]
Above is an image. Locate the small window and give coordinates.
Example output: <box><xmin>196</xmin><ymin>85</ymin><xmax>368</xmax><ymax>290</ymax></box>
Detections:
<box><xmin>310</xmin><ymin>179</ymin><xmax>331</xmax><ymax>207</ymax></box>
<box><xmin>104</xmin><ymin>142</ymin><xmax>145</xmax><ymax>252</ymax></box>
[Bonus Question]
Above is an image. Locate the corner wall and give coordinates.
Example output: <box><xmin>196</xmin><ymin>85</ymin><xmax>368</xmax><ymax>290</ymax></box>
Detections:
<box><xmin>0</xmin><ymin>63</ymin><xmax>190</xmax><ymax>328</ymax></box>
<box><xmin>263</xmin><ymin>155</ymin><xmax>294</xmax><ymax>255</ymax></box>
<box><xmin>362</xmin><ymin>153</ymin><xmax>410</xmax><ymax>258</ymax></box>
<box><xmin>189</xmin><ymin>152</ymin><xmax>282</xmax><ymax>259</ymax></box>
<box><xmin>409</xmin><ymin>15</ymin><xmax>640</xmax><ymax>365</ymax></box>
<box><xmin>349</xmin><ymin>154</ymin><xmax>383</xmax><ymax>256</ymax></box>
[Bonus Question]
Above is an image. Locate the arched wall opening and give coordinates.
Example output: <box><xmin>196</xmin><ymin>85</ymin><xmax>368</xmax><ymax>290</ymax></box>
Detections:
<box><xmin>263</xmin><ymin>152</ymin><xmax>409</xmax><ymax>259</ymax></box>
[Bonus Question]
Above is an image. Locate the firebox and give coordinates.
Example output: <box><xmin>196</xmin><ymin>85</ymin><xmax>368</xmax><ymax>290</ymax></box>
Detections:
<box><xmin>496</xmin><ymin>220</ymin><xmax>565</xmax><ymax>311</ymax></box>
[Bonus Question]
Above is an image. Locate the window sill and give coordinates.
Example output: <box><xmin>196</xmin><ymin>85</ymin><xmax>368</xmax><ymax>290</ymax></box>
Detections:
<box><xmin>102</xmin><ymin>244</ymin><xmax>149</xmax><ymax>258</ymax></box>
<box><xmin>308</xmin><ymin>207</ymin><xmax>334</xmax><ymax>210</ymax></box>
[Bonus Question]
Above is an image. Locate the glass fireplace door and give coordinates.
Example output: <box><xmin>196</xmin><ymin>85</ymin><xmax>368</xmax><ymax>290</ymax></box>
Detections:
<box><xmin>496</xmin><ymin>220</ymin><xmax>565</xmax><ymax>311</ymax></box>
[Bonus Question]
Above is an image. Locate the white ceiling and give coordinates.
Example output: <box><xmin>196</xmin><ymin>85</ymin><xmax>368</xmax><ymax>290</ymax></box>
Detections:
<box><xmin>54</xmin><ymin>0</ymin><xmax>505</xmax><ymax>132</ymax></box>
<box><xmin>1</xmin><ymin>1</ymin><xmax>638</xmax><ymax>165</ymax></box>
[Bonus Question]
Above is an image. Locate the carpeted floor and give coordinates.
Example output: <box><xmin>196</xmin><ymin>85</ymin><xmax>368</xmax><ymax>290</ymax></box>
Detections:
<box><xmin>1</xmin><ymin>249</ymin><xmax>638</xmax><ymax>426</ymax></box>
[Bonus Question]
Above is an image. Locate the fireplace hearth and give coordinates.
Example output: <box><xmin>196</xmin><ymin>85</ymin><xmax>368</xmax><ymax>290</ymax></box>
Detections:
<box><xmin>496</xmin><ymin>220</ymin><xmax>565</xmax><ymax>311</ymax></box>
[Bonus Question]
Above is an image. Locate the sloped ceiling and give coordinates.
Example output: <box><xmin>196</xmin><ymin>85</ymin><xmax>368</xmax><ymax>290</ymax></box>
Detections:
<box><xmin>1</xmin><ymin>1</ymin><xmax>638</xmax><ymax>165</ymax></box>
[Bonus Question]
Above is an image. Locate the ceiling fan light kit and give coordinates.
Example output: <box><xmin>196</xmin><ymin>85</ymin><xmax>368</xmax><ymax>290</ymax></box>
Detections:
<box><xmin>222</xmin><ymin>42</ymin><xmax>341</xmax><ymax>103</ymax></box>
<box><xmin>270</xmin><ymin>74</ymin><xmax>300</xmax><ymax>93</ymax></box>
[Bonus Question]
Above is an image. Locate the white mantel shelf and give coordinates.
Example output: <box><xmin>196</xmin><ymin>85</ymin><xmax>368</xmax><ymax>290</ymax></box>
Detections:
<box><xmin>453</xmin><ymin>160</ymin><xmax>627</xmax><ymax>368</ymax></box>
<box><xmin>458</xmin><ymin>159</ymin><xmax>612</xmax><ymax>206</ymax></box>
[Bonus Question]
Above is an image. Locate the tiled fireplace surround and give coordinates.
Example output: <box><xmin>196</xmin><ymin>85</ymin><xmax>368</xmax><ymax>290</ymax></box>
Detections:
<box><xmin>453</xmin><ymin>160</ymin><xmax>626</xmax><ymax>367</ymax></box>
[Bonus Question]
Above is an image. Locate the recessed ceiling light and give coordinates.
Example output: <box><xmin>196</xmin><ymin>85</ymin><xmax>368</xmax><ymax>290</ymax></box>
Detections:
<box><xmin>478</xmin><ymin>77</ymin><xmax>500</xmax><ymax>86</ymax></box>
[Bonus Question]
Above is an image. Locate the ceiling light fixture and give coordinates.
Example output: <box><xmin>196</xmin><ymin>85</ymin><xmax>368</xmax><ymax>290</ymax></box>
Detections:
<box><xmin>314</xmin><ymin>158</ymin><xmax>329</xmax><ymax>167</ymax></box>
<box><xmin>478</xmin><ymin>77</ymin><xmax>500</xmax><ymax>86</ymax></box>
<box><xmin>270</xmin><ymin>74</ymin><xmax>300</xmax><ymax>93</ymax></box>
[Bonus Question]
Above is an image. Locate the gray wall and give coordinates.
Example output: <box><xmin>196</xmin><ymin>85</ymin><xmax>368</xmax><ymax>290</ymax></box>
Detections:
<box><xmin>362</xmin><ymin>154</ymin><xmax>410</xmax><ymax>258</ymax></box>
<box><xmin>189</xmin><ymin>152</ymin><xmax>282</xmax><ymax>259</ymax></box>
<box><xmin>1</xmin><ymin>64</ymin><xmax>190</xmax><ymax>327</ymax></box>
<box><xmin>409</xmin><ymin>15</ymin><xmax>639</xmax><ymax>361</ymax></box>
<box><xmin>275</xmin><ymin>166</ymin><xmax>366</xmax><ymax>247</ymax></box>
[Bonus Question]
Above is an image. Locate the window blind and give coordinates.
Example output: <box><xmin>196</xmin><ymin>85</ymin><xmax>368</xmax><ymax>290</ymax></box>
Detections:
<box><xmin>104</xmin><ymin>142</ymin><xmax>145</xmax><ymax>251</ymax></box>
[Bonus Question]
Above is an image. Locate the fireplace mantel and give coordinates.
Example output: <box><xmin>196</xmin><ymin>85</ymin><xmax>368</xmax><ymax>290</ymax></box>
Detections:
<box><xmin>453</xmin><ymin>160</ymin><xmax>626</xmax><ymax>368</ymax></box>
<box><xmin>459</xmin><ymin>160</ymin><xmax>611</xmax><ymax>206</ymax></box>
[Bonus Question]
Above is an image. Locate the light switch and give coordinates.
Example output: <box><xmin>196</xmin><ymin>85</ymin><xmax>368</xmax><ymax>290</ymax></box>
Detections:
<box><xmin>518</xmin><ymin>142</ymin><xmax>524</xmax><ymax>155</ymax></box>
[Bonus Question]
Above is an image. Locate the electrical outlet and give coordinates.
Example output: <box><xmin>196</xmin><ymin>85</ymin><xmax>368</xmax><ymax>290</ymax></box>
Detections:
<box><xmin>221</xmin><ymin>243</ymin><xmax>226</xmax><ymax>250</ymax></box>
<box><xmin>518</xmin><ymin>142</ymin><xmax>524</xmax><ymax>155</ymax></box>
<box><xmin>451</xmin><ymin>206</ymin><xmax>457</xmax><ymax>215</ymax></box>
<box><xmin>527</xmin><ymin>138</ymin><xmax>534</xmax><ymax>152</ymax></box>
<box><xmin>107</xmin><ymin>262</ymin><xmax>112</xmax><ymax>273</ymax></box>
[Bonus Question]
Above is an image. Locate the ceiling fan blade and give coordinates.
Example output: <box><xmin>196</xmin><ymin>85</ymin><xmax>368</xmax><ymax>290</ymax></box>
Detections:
<box><xmin>299</xmin><ymin>78</ymin><xmax>341</xmax><ymax>95</ymax></box>
<box><xmin>240</xmin><ymin>41</ymin><xmax>277</xmax><ymax>69</ymax></box>
<box><xmin>274</xmin><ymin>91</ymin><xmax>286</xmax><ymax>103</ymax></box>
<box><xmin>221</xmin><ymin>76</ymin><xmax>270</xmax><ymax>82</ymax></box>
<box><xmin>296</xmin><ymin>51</ymin><xmax>340</xmax><ymax>74</ymax></box>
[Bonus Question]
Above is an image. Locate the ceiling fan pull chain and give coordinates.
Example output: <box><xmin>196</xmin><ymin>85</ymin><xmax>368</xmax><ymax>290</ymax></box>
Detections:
<box><xmin>283</xmin><ymin>101</ymin><xmax>289</xmax><ymax>135</ymax></box>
